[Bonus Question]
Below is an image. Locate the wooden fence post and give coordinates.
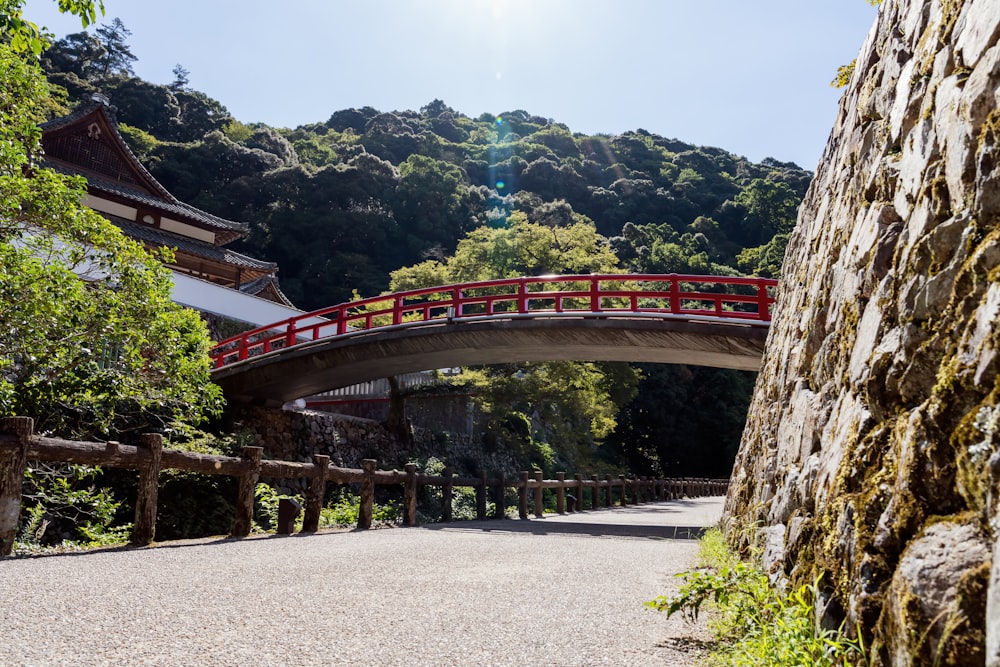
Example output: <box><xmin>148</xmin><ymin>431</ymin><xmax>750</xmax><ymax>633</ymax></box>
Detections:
<box><xmin>555</xmin><ymin>472</ymin><xmax>566</xmax><ymax>514</ymax></box>
<box><xmin>404</xmin><ymin>463</ymin><xmax>418</xmax><ymax>526</ymax></box>
<box><xmin>476</xmin><ymin>470</ymin><xmax>488</xmax><ymax>521</ymax></box>
<box><xmin>358</xmin><ymin>459</ymin><xmax>376</xmax><ymax>529</ymax></box>
<box><xmin>231</xmin><ymin>446</ymin><xmax>263</xmax><ymax>537</ymax></box>
<box><xmin>0</xmin><ymin>417</ymin><xmax>33</xmax><ymax>557</ymax></box>
<box><xmin>441</xmin><ymin>467</ymin><xmax>454</xmax><ymax>523</ymax></box>
<box><xmin>492</xmin><ymin>472</ymin><xmax>506</xmax><ymax>519</ymax></box>
<box><xmin>132</xmin><ymin>433</ymin><xmax>163</xmax><ymax>546</ymax></box>
<box><xmin>533</xmin><ymin>471</ymin><xmax>544</xmax><ymax>518</ymax></box>
<box><xmin>574</xmin><ymin>474</ymin><xmax>584</xmax><ymax>512</ymax></box>
<box><xmin>302</xmin><ymin>454</ymin><xmax>329</xmax><ymax>533</ymax></box>
<box><xmin>591</xmin><ymin>474</ymin><xmax>599</xmax><ymax>510</ymax></box>
<box><xmin>604</xmin><ymin>474</ymin><xmax>613</xmax><ymax>508</ymax></box>
<box><xmin>619</xmin><ymin>475</ymin><xmax>628</xmax><ymax>506</ymax></box>
<box><xmin>518</xmin><ymin>471</ymin><xmax>529</xmax><ymax>519</ymax></box>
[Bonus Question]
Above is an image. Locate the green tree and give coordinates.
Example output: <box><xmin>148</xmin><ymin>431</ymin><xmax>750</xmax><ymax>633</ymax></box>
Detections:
<box><xmin>734</xmin><ymin>177</ymin><xmax>800</xmax><ymax>242</ymax></box>
<box><xmin>170</xmin><ymin>63</ymin><xmax>189</xmax><ymax>90</ymax></box>
<box><xmin>736</xmin><ymin>232</ymin><xmax>790</xmax><ymax>278</ymax></box>
<box><xmin>35</xmin><ymin>16</ymin><xmax>135</xmax><ymax>84</ymax></box>
<box><xmin>38</xmin><ymin>30</ymin><xmax>106</xmax><ymax>81</ymax></box>
<box><xmin>447</xmin><ymin>211</ymin><xmax>620</xmax><ymax>281</ymax></box>
<box><xmin>389</xmin><ymin>216</ymin><xmax>636</xmax><ymax>471</ymax></box>
<box><xmin>0</xmin><ymin>36</ymin><xmax>221</xmax><ymax>437</ymax></box>
<box><xmin>93</xmin><ymin>17</ymin><xmax>133</xmax><ymax>76</ymax></box>
<box><xmin>394</xmin><ymin>154</ymin><xmax>477</xmax><ymax>255</ymax></box>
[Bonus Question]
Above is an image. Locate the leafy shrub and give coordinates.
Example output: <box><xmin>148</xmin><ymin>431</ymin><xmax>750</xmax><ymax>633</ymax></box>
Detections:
<box><xmin>16</xmin><ymin>463</ymin><xmax>127</xmax><ymax>551</ymax></box>
<box><xmin>319</xmin><ymin>491</ymin><xmax>399</xmax><ymax>527</ymax></box>
<box><xmin>647</xmin><ymin>527</ymin><xmax>868</xmax><ymax>666</ymax></box>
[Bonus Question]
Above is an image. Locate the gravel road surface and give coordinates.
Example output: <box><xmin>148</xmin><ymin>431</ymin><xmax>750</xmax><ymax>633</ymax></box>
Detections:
<box><xmin>1</xmin><ymin>498</ymin><xmax>722</xmax><ymax>666</ymax></box>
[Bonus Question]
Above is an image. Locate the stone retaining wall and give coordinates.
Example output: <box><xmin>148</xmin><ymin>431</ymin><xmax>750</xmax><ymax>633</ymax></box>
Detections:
<box><xmin>725</xmin><ymin>1</ymin><xmax>1000</xmax><ymax>663</ymax></box>
<box><xmin>228</xmin><ymin>406</ymin><xmax>522</xmax><ymax>493</ymax></box>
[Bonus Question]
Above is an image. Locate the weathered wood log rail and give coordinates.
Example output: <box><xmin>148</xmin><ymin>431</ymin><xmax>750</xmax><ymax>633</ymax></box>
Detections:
<box><xmin>0</xmin><ymin>417</ymin><xmax>728</xmax><ymax>556</ymax></box>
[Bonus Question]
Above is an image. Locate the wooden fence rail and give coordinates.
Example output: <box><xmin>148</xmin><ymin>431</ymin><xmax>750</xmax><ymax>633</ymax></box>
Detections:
<box><xmin>0</xmin><ymin>417</ymin><xmax>729</xmax><ymax>556</ymax></box>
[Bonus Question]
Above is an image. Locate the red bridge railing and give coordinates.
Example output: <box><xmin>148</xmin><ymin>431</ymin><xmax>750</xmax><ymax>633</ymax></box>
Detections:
<box><xmin>210</xmin><ymin>274</ymin><xmax>778</xmax><ymax>369</ymax></box>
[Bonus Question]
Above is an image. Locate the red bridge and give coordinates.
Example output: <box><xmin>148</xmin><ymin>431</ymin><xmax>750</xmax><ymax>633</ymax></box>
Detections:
<box><xmin>210</xmin><ymin>274</ymin><xmax>777</xmax><ymax>406</ymax></box>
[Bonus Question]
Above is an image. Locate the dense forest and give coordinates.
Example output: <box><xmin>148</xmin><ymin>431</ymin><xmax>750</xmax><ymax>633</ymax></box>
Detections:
<box><xmin>39</xmin><ymin>19</ymin><xmax>811</xmax><ymax>478</ymax></box>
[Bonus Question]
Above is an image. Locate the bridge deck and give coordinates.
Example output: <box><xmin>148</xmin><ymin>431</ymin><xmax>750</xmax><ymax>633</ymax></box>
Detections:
<box><xmin>210</xmin><ymin>274</ymin><xmax>776</xmax><ymax>405</ymax></box>
<box><xmin>212</xmin><ymin>315</ymin><xmax>769</xmax><ymax>405</ymax></box>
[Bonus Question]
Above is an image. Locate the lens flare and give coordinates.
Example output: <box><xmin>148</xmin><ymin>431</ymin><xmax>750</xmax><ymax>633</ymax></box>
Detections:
<box><xmin>495</xmin><ymin>180</ymin><xmax>505</xmax><ymax>189</ymax></box>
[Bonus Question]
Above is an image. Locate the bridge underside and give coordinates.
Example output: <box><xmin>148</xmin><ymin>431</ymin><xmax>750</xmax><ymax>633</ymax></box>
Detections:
<box><xmin>212</xmin><ymin>318</ymin><xmax>768</xmax><ymax>407</ymax></box>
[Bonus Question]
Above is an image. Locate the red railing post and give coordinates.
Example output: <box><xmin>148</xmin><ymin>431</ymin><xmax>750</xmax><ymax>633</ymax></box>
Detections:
<box><xmin>393</xmin><ymin>295</ymin><xmax>403</xmax><ymax>325</ymax></box>
<box><xmin>757</xmin><ymin>278</ymin><xmax>772</xmax><ymax>320</ymax></box>
<box><xmin>284</xmin><ymin>317</ymin><xmax>297</xmax><ymax>349</ymax></box>
<box><xmin>517</xmin><ymin>278</ymin><xmax>528</xmax><ymax>313</ymax></box>
<box><xmin>238</xmin><ymin>336</ymin><xmax>249</xmax><ymax>361</ymax></box>
<box><xmin>669</xmin><ymin>274</ymin><xmax>681</xmax><ymax>314</ymax></box>
<box><xmin>453</xmin><ymin>287</ymin><xmax>462</xmax><ymax>317</ymax></box>
<box><xmin>590</xmin><ymin>276</ymin><xmax>600</xmax><ymax>312</ymax></box>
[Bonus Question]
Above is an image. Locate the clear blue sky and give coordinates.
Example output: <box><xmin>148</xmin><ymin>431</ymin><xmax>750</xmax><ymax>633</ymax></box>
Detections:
<box><xmin>25</xmin><ymin>0</ymin><xmax>878</xmax><ymax>170</ymax></box>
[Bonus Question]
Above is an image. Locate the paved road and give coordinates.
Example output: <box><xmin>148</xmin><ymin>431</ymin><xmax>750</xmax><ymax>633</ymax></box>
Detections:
<box><xmin>0</xmin><ymin>498</ymin><xmax>722</xmax><ymax>666</ymax></box>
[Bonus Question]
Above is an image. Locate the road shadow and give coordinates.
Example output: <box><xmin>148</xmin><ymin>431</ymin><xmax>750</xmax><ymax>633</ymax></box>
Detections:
<box><xmin>421</xmin><ymin>501</ymin><xmax>722</xmax><ymax>540</ymax></box>
<box><xmin>6</xmin><ymin>500</ymin><xmax>723</xmax><ymax>559</ymax></box>
<box><xmin>423</xmin><ymin>519</ymin><xmax>709</xmax><ymax>540</ymax></box>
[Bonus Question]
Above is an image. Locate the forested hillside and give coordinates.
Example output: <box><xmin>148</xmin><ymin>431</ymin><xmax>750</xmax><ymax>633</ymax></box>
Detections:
<box><xmin>40</xmin><ymin>20</ymin><xmax>812</xmax><ymax>477</ymax></box>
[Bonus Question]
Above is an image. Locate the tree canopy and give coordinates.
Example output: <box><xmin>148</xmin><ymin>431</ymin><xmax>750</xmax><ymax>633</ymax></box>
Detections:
<box><xmin>0</xmin><ymin>19</ymin><xmax>220</xmax><ymax>438</ymax></box>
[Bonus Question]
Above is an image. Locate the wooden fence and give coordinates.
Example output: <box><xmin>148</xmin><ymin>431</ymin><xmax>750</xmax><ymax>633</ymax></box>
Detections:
<box><xmin>0</xmin><ymin>417</ymin><xmax>728</xmax><ymax>556</ymax></box>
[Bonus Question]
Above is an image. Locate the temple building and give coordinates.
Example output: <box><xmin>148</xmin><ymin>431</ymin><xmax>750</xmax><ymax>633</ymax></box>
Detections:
<box><xmin>40</xmin><ymin>94</ymin><xmax>301</xmax><ymax>330</ymax></box>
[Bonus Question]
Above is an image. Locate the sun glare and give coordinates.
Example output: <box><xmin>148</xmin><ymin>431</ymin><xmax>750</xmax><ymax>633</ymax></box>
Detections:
<box><xmin>438</xmin><ymin>0</ymin><xmax>564</xmax><ymax>34</ymax></box>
